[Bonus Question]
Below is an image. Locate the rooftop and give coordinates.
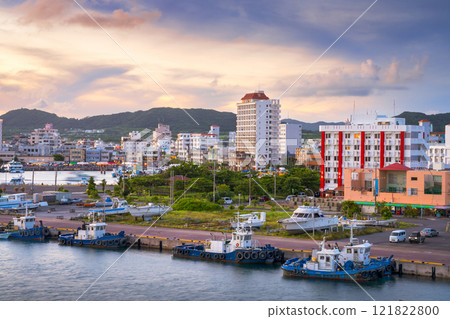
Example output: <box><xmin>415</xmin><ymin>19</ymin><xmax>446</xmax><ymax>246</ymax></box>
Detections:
<box><xmin>241</xmin><ymin>91</ymin><xmax>269</xmax><ymax>101</ymax></box>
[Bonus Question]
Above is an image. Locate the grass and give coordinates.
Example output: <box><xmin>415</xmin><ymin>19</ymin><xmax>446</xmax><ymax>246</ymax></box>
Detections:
<box><xmin>397</xmin><ymin>221</ymin><xmax>418</xmax><ymax>228</ymax></box>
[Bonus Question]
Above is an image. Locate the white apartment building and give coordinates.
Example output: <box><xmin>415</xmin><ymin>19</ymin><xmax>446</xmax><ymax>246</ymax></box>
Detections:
<box><xmin>122</xmin><ymin>131</ymin><xmax>150</xmax><ymax>165</ymax></box>
<box><xmin>428</xmin><ymin>124</ymin><xmax>450</xmax><ymax>170</ymax></box>
<box><xmin>28</xmin><ymin>123</ymin><xmax>61</xmax><ymax>148</ymax></box>
<box><xmin>319</xmin><ymin>114</ymin><xmax>431</xmax><ymax>192</ymax></box>
<box><xmin>280</xmin><ymin>122</ymin><xmax>302</xmax><ymax>162</ymax></box>
<box><xmin>235</xmin><ymin>91</ymin><xmax>281</xmax><ymax>170</ymax></box>
<box><xmin>175</xmin><ymin>133</ymin><xmax>192</xmax><ymax>162</ymax></box>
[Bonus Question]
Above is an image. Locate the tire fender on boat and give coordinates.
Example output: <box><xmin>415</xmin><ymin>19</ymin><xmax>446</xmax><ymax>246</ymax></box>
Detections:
<box><xmin>385</xmin><ymin>265</ymin><xmax>392</xmax><ymax>273</ymax></box>
<box><xmin>267</xmin><ymin>252</ymin><xmax>274</xmax><ymax>259</ymax></box>
<box><xmin>243</xmin><ymin>251</ymin><xmax>251</xmax><ymax>260</ymax></box>
<box><xmin>294</xmin><ymin>268</ymin><xmax>300</xmax><ymax>275</ymax></box>
<box><xmin>205</xmin><ymin>253</ymin><xmax>211</xmax><ymax>259</ymax></box>
<box><xmin>78</xmin><ymin>241</ymin><xmax>83</xmax><ymax>246</ymax></box>
<box><xmin>34</xmin><ymin>229</ymin><xmax>41</xmax><ymax>236</ymax></box>
<box><xmin>19</xmin><ymin>231</ymin><xmax>24</xmax><ymax>237</ymax></box>
<box><xmin>259</xmin><ymin>252</ymin><xmax>266</xmax><ymax>260</ymax></box>
<box><xmin>95</xmin><ymin>240</ymin><xmax>102</xmax><ymax>246</ymax></box>
<box><xmin>29</xmin><ymin>229</ymin><xmax>35</xmax><ymax>236</ymax></box>
<box><xmin>43</xmin><ymin>228</ymin><xmax>50</xmax><ymax>237</ymax></box>
<box><xmin>23</xmin><ymin>231</ymin><xmax>29</xmax><ymax>237</ymax></box>
<box><xmin>200</xmin><ymin>252</ymin><xmax>205</xmax><ymax>258</ymax></box>
<box><xmin>236</xmin><ymin>252</ymin><xmax>244</xmax><ymax>260</ymax></box>
<box><xmin>59</xmin><ymin>238</ymin><xmax>66</xmax><ymax>245</ymax></box>
<box><xmin>300</xmin><ymin>269</ymin><xmax>306</xmax><ymax>275</ymax></box>
<box><xmin>220</xmin><ymin>254</ymin><xmax>225</xmax><ymax>260</ymax></box>
<box><xmin>119</xmin><ymin>238</ymin><xmax>127</xmax><ymax>247</ymax></box>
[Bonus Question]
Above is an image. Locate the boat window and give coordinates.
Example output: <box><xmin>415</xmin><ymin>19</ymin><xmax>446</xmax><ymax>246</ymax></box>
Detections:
<box><xmin>319</xmin><ymin>256</ymin><xmax>324</xmax><ymax>260</ymax></box>
<box><xmin>313</xmin><ymin>213</ymin><xmax>321</xmax><ymax>218</ymax></box>
<box><xmin>360</xmin><ymin>249</ymin><xmax>364</xmax><ymax>254</ymax></box>
<box><xmin>365</xmin><ymin>248</ymin><xmax>370</xmax><ymax>253</ymax></box>
<box><xmin>326</xmin><ymin>256</ymin><xmax>330</xmax><ymax>262</ymax></box>
<box><xmin>347</xmin><ymin>249</ymin><xmax>351</xmax><ymax>253</ymax></box>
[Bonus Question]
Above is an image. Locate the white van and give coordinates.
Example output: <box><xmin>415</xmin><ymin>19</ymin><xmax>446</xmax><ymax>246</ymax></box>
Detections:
<box><xmin>389</xmin><ymin>230</ymin><xmax>406</xmax><ymax>243</ymax></box>
<box><xmin>222</xmin><ymin>197</ymin><xmax>233</xmax><ymax>204</ymax></box>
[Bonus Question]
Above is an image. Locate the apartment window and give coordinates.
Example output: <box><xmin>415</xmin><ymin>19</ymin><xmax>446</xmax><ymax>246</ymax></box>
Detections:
<box><xmin>374</xmin><ymin>133</ymin><xmax>380</xmax><ymax>139</ymax></box>
<box><xmin>334</xmin><ymin>156</ymin><xmax>338</xmax><ymax>161</ymax></box>
<box><xmin>325</xmin><ymin>133</ymin><xmax>331</xmax><ymax>138</ymax></box>
<box><xmin>411</xmin><ymin>176</ymin><xmax>418</xmax><ymax>181</ymax></box>
<box><xmin>385</xmin><ymin>157</ymin><xmax>392</xmax><ymax>162</ymax></box>
<box><xmin>364</xmin><ymin>157</ymin><xmax>371</xmax><ymax>162</ymax></box>
<box><xmin>333</xmin><ymin>179</ymin><xmax>338</xmax><ymax>184</ymax></box>
<box><xmin>408</xmin><ymin>188</ymin><xmax>418</xmax><ymax>196</ymax></box>
<box><xmin>325</xmin><ymin>156</ymin><xmax>330</xmax><ymax>161</ymax></box>
<box><xmin>365</xmin><ymin>134</ymin><xmax>371</xmax><ymax>139</ymax></box>
<box><xmin>354</xmin><ymin>156</ymin><xmax>360</xmax><ymax>161</ymax></box>
<box><xmin>365</xmin><ymin>145</ymin><xmax>370</xmax><ymax>150</ymax></box>
<box><xmin>345</xmin><ymin>146</ymin><xmax>351</xmax><ymax>150</ymax></box>
<box><xmin>354</xmin><ymin>133</ymin><xmax>360</xmax><ymax>139</ymax></box>
<box><xmin>374</xmin><ymin>145</ymin><xmax>380</xmax><ymax>150</ymax></box>
<box><xmin>395</xmin><ymin>133</ymin><xmax>401</xmax><ymax>139</ymax></box>
<box><xmin>344</xmin><ymin>133</ymin><xmax>350</xmax><ymax>139</ymax></box>
<box><xmin>395</xmin><ymin>145</ymin><xmax>401</xmax><ymax>151</ymax></box>
<box><xmin>351</xmin><ymin>172</ymin><xmax>359</xmax><ymax>180</ymax></box>
<box><xmin>354</xmin><ymin>145</ymin><xmax>360</xmax><ymax>150</ymax></box>
<box><xmin>386</xmin><ymin>145</ymin><xmax>392</xmax><ymax>151</ymax></box>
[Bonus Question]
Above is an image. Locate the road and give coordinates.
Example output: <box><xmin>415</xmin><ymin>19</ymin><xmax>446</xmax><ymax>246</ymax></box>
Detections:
<box><xmin>2</xmin><ymin>209</ymin><xmax>449</xmax><ymax>264</ymax></box>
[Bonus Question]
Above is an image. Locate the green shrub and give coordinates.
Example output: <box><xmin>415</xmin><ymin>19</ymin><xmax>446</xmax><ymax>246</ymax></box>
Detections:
<box><xmin>229</xmin><ymin>205</ymin><xmax>235</xmax><ymax>210</ymax></box>
<box><xmin>218</xmin><ymin>199</ymin><xmax>225</xmax><ymax>205</ymax></box>
<box><xmin>172</xmin><ymin>198</ymin><xmax>223</xmax><ymax>211</ymax></box>
<box><xmin>238</xmin><ymin>205</ymin><xmax>245</xmax><ymax>210</ymax></box>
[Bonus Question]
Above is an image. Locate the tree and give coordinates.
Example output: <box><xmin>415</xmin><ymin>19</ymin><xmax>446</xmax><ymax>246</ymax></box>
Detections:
<box><xmin>53</xmin><ymin>154</ymin><xmax>65</xmax><ymax>162</ymax></box>
<box><xmin>340</xmin><ymin>200</ymin><xmax>361</xmax><ymax>219</ymax></box>
<box><xmin>86</xmin><ymin>176</ymin><xmax>97</xmax><ymax>196</ymax></box>
<box><xmin>101</xmin><ymin>179</ymin><xmax>107</xmax><ymax>193</ymax></box>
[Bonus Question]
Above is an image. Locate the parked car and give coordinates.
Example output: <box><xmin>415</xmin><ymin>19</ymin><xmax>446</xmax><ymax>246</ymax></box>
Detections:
<box><xmin>222</xmin><ymin>197</ymin><xmax>233</xmax><ymax>205</ymax></box>
<box><xmin>259</xmin><ymin>196</ymin><xmax>271</xmax><ymax>202</ymax></box>
<box><xmin>389</xmin><ymin>230</ymin><xmax>406</xmax><ymax>243</ymax></box>
<box><xmin>420</xmin><ymin>228</ymin><xmax>439</xmax><ymax>237</ymax></box>
<box><xmin>408</xmin><ymin>231</ymin><xmax>425</xmax><ymax>244</ymax></box>
<box><xmin>297</xmin><ymin>192</ymin><xmax>307</xmax><ymax>198</ymax></box>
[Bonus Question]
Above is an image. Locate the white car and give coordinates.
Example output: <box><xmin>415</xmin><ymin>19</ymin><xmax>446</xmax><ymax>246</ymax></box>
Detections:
<box><xmin>222</xmin><ymin>197</ymin><xmax>233</xmax><ymax>204</ymax></box>
<box><xmin>389</xmin><ymin>230</ymin><xmax>406</xmax><ymax>243</ymax></box>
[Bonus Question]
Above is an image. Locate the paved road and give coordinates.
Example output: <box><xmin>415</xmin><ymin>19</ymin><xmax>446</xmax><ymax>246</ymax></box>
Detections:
<box><xmin>2</xmin><ymin>211</ymin><xmax>449</xmax><ymax>264</ymax></box>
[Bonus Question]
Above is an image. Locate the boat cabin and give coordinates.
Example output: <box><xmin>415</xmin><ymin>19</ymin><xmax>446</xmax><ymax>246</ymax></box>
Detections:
<box><xmin>13</xmin><ymin>215</ymin><xmax>36</xmax><ymax>230</ymax></box>
<box><xmin>75</xmin><ymin>222</ymin><xmax>106</xmax><ymax>240</ymax></box>
<box><xmin>206</xmin><ymin>224</ymin><xmax>254</xmax><ymax>253</ymax></box>
<box><xmin>339</xmin><ymin>242</ymin><xmax>372</xmax><ymax>266</ymax></box>
<box><xmin>310</xmin><ymin>249</ymin><xmax>340</xmax><ymax>271</ymax></box>
<box><xmin>291</xmin><ymin>206</ymin><xmax>324</xmax><ymax>219</ymax></box>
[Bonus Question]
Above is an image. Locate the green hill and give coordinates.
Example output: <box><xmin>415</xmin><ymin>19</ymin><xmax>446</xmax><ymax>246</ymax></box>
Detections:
<box><xmin>0</xmin><ymin>107</ymin><xmax>237</xmax><ymax>141</ymax></box>
<box><xmin>396</xmin><ymin>111</ymin><xmax>450</xmax><ymax>132</ymax></box>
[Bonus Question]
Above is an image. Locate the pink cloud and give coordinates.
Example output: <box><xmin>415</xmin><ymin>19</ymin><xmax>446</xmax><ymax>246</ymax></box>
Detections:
<box><xmin>67</xmin><ymin>9</ymin><xmax>161</xmax><ymax>29</ymax></box>
<box><xmin>17</xmin><ymin>0</ymin><xmax>72</xmax><ymax>27</ymax></box>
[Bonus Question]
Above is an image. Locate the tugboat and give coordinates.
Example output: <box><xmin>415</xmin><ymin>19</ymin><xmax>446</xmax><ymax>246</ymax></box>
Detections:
<box><xmin>172</xmin><ymin>221</ymin><xmax>283</xmax><ymax>264</ymax></box>
<box><xmin>282</xmin><ymin>226</ymin><xmax>395</xmax><ymax>281</ymax></box>
<box><xmin>0</xmin><ymin>206</ymin><xmax>51</xmax><ymax>240</ymax></box>
<box><xmin>58</xmin><ymin>212</ymin><xmax>128</xmax><ymax>248</ymax></box>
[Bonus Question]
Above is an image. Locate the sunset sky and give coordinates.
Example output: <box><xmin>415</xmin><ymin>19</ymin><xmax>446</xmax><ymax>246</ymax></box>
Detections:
<box><xmin>0</xmin><ymin>0</ymin><xmax>449</xmax><ymax>123</ymax></box>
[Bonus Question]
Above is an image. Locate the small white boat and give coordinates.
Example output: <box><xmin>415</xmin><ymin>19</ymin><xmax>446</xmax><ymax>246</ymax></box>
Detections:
<box><xmin>278</xmin><ymin>206</ymin><xmax>339</xmax><ymax>233</ymax></box>
<box><xmin>8</xmin><ymin>175</ymin><xmax>25</xmax><ymax>185</ymax></box>
<box><xmin>0</xmin><ymin>193</ymin><xmax>34</xmax><ymax>210</ymax></box>
<box><xmin>89</xmin><ymin>199</ymin><xmax>129</xmax><ymax>215</ymax></box>
<box><xmin>231</xmin><ymin>212</ymin><xmax>266</xmax><ymax>228</ymax></box>
<box><xmin>129</xmin><ymin>203</ymin><xmax>172</xmax><ymax>219</ymax></box>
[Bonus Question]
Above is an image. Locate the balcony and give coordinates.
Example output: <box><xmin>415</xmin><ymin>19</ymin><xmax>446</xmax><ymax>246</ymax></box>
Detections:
<box><xmin>380</xmin><ymin>187</ymin><xmax>406</xmax><ymax>194</ymax></box>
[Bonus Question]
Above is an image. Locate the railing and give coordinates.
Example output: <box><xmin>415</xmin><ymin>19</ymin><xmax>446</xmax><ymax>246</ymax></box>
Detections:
<box><xmin>380</xmin><ymin>187</ymin><xmax>406</xmax><ymax>194</ymax></box>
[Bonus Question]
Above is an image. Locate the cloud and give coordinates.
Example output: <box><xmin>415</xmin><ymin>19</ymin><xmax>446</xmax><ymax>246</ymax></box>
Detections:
<box><xmin>17</xmin><ymin>0</ymin><xmax>71</xmax><ymax>27</ymax></box>
<box><xmin>360</xmin><ymin>59</ymin><xmax>381</xmax><ymax>79</ymax></box>
<box><xmin>15</xmin><ymin>0</ymin><xmax>160</xmax><ymax>29</ymax></box>
<box><xmin>67</xmin><ymin>9</ymin><xmax>161</xmax><ymax>29</ymax></box>
<box><xmin>385</xmin><ymin>55</ymin><xmax>428</xmax><ymax>84</ymax></box>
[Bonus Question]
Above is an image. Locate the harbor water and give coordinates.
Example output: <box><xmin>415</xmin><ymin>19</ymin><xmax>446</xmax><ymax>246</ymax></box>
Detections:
<box><xmin>0</xmin><ymin>240</ymin><xmax>449</xmax><ymax>301</ymax></box>
<box><xmin>0</xmin><ymin>171</ymin><xmax>117</xmax><ymax>186</ymax></box>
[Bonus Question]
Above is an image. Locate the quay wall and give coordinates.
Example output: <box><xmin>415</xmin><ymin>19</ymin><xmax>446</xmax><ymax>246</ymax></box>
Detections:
<box><xmin>7</xmin><ymin>223</ymin><xmax>449</xmax><ymax>280</ymax></box>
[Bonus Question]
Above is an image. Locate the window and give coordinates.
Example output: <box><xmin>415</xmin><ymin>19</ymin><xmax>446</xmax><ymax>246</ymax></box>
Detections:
<box><xmin>408</xmin><ymin>188</ymin><xmax>418</xmax><ymax>196</ymax></box>
<box><xmin>354</xmin><ymin>145</ymin><xmax>360</xmax><ymax>150</ymax></box>
<box><xmin>320</xmin><ymin>256</ymin><xmax>325</xmax><ymax>260</ymax></box>
<box><xmin>365</xmin><ymin>145</ymin><xmax>370</xmax><ymax>150</ymax></box>
<box><xmin>375</xmin><ymin>133</ymin><xmax>380</xmax><ymax>139</ymax></box>
<box><xmin>344</xmin><ymin>133</ymin><xmax>350</xmax><ymax>139</ymax></box>
<box><xmin>354</xmin><ymin>133</ymin><xmax>360</xmax><ymax>139</ymax></box>
<box><xmin>364</xmin><ymin>157</ymin><xmax>371</xmax><ymax>162</ymax></box>
<box><xmin>374</xmin><ymin>145</ymin><xmax>380</xmax><ymax>150</ymax></box>
<box><xmin>424</xmin><ymin>175</ymin><xmax>442</xmax><ymax>195</ymax></box>
<box><xmin>354</xmin><ymin>156</ymin><xmax>360</xmax><ymax>161</ymax></box>
<box><xmin>351</xmin><ymin>172</ymin><xmax>359</xmax><ymax>180</ymax></box>
<box><xmin>395</xmin><ymin>133</ymin><xmax>401</xmax><ymax>139</ymax></box>
<box><xmin>411</xmin><ymin>177</ymin><xmax>417</xmax><ymax>181</ymax></box>
<box><xmin>386</xmin><ymin>145</ymin><xmax>392</xmax><ymax>151</ymax></box>
<box><xmin>326</xmin><ymin>256</ymin><xmax>330</xmax><ymax>262</ymax></box>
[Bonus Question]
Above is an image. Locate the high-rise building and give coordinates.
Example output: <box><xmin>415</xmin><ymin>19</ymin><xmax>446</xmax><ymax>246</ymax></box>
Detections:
<box><xmin>235</xmin><ymin>91</ymin><xmax>280</xmax><ymax>170</ymax></box>
<box><xmin>280</xmin><ymin>122</ymin><xmax>302</xmax><ymax>162</ymax></box>
<box><xmin>428</xmin><ymin>124</ymin><xmax>450</xmax><ymax>170</ymax></box>
<box><xmin>319</xmin><ymin>114</ymin><xmax>431</xmax><ymax>192</ymax></box>
<box><xmin>28</xmin><ymin>123</ymin><xmax>61</xmax><ymax>148</ymax></box>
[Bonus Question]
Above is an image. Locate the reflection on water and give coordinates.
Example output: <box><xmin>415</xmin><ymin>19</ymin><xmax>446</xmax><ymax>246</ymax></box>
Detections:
<box><xmin>0</xmin><ymin>240</ymin><xmax>449</xmax><ymax>301</ymax></box>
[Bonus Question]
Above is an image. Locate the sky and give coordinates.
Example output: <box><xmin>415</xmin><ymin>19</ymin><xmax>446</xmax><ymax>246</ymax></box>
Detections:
<box><xmin>0</xmin><ymin>0</ymin><xmax>449</xmax><ymax>123</ymax></box>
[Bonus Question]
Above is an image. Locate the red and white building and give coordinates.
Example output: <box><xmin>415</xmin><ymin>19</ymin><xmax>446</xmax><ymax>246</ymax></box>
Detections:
<box><xmin>319</xmin><ymin>114</ymin><xmax>431</xmax><ymax>192</ymax></box>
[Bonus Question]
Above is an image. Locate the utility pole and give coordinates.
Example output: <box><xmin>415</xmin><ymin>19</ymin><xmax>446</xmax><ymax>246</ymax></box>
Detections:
<box><xmin>248</xmin><ymin>170</ymin><xmax>251</xmax><ymax>206</ymax></box>
<box><xmin>54</xmin><ymin>166</ymin><xmax>58</xmax><ymax>191</ymax></box>
<box><xmin>213</xmin><ymin>149</ymin><xmax>216</xmax><ymax>203</ymax></box>
<box><xmin>31</xmin><ymin>168</ymin><xmax>35</xmax><ymax>195</ymax></box>
<box><xmin>274</xmin><ymin>172</ymin><xmax>277</xmax><ymax>200</ymax></box>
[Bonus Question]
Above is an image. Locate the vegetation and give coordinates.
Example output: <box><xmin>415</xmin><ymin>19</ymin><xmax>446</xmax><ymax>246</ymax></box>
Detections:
<box><xmin>172</xmin><ymin>198</ymin><xmax>223</xmax><ymax>211</ymax></box>
<box><xmin>340</xmin><ymin>200</ymin><xmax>361</xmax><ymax>219</ymax></box>
<box><xmin>86</xmin><ymin>176</ymin><xmax>100</xmax><ymax>199</ymax></box>
<box><xmin>53</xmin><ymin>154</ymin><xmax>65</xmax><ymax>161</ymax></box>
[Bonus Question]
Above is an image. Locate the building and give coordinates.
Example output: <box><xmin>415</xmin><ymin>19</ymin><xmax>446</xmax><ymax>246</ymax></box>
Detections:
<box><xmin>428</xmin><ymin>124</ymin><xmax>449</xmax><ymax>170</ymax></box>
<box><xmin>295</xmin><ymin>148</ymin><xmax>321</xmax><ymax>171</ymax></box>
<box><xmin>319</xmin><ymin>114</ymin><xmax>431</xmax><ymax>192</ymax></box>
<box><xmin>174</xmin><ymin>133</ymin><xmax>192</xmax><ymax>162</ymax></box>
<box><xmin>235</xmin><ymin>91</ymin><xmax>281</xmax><ymax>170</ymax></box>
<box><xmin>28</xmin><ymin>123</ymin><xmax>61</xmax><ymax>148</ymax></box>
<box><xmin>70</xmin><ymin>149</ymin><xmax>86</xmax><ymax>163</ymax></box>
<box><xmin>280</xmin><ymin>122</ymin><xmax>302</xmax><ymax>162</ymax></box>
<box><xmin>344</xmin><ymin>163</ymin><xmax>449</xmax><ymax>212</ymax></box>
<box><xmin>122</xmin><ymin>131</ymin><xmax>150</xmax><ymax>165</ymax></box>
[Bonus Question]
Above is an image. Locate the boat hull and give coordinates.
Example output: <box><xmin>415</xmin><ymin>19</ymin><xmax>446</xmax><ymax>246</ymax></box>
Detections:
<box><xmin>129</xmin><ymin>206</ymin><xmax>172</xmax><ymax>218</ymax></box>
<box><xmin>7</xmin><ymin>226</ymin><xmax>51</xmax><ymax>241</ymax></box>
<box><xmin>282</xmin><ymin>257</ymin><xmax>395</xmax><ymax>282</ymax></box>
<box><xmin>172</xmin><ymin>244</ymin><xmax>284</xmax><ymax>264</ymax></box>
<box><xmin>58</xmin><ymin>231</ymin><xmax>128</xmax><ymax>249</ymax></box>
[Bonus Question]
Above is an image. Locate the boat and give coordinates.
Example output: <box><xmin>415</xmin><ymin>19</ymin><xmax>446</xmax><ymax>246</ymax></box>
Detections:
<box><xmin>8</xmin><ymin>175</ymin><xmax>25</xmax><ymax>185</ymax></box>
<box><xmin>172</xmin><ymin>221</ymin><xmax>284</xmax><ymax>264</ymax></box>
<box><xmin>129</xmin><ymin>203</ymin><xmax>172</xmax><ymax>219</ymax></box>
<box><xmin>95</xmin><ymin>197</ymin><xmax>114</xmax><ymax>207</ymax></box>
<box><xmin>65</xmin><ymin>172</ymin><xmax>89</xmax><ymax>185</ymax></box>
<box><xmin>231</xmin><ymin>212</ymin><xmax>266</xmax><ymax>228</ymax></box>
<box><xmin>339</xmin><ymin>217</ymin><xmax>398</xmax><ymax>228</ymax></box>
<box><xmin>278</xmin><ymin>206</ymin><xmax>339</xmax><ymax>233</ymax></box>
<box><xmin>281</xmin><ymin>226</ymin><xmax>396</xmax><ymax>281</ymax></box>
<box><xmin>2</xmin><ymin>161</ymin><xmax>24</xmax><ymax>173</ymax></box>
<box><xmin>0</xmin><ymin>193</ymin><xmax>35</xmax><ymax>210</ymax></box>
<box><xmin>58</xmin><ymin>212</ymin><xmax>128</xmax><ymax>248</ymax></box>
<box><xmin>0</xmin><ymin>206</ymin><xmax>51</xmax><ymax>241</ymax></box>
<box><xmin>89</xmin><ymin>199</ymin><xmax>130</xmax><ymax>215</ymax></box>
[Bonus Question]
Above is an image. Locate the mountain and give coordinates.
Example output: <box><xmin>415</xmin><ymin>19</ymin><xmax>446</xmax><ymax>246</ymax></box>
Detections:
<box><xmin>0</xmin><ymin>107</ymin><xmax>237</xmax><ymax>140</ymax></box>
<box><xmin>395</xmin><ymin>112</ymin><xmax>450</xmax><ymax>132</ymax></box>
<box><xmin>281</xmin><ymin>118</ymin><xmax>345</xmax><ymax>131</ymax></box>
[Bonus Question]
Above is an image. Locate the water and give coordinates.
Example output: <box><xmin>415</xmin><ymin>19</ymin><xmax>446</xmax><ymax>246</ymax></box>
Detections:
<box><xmin>0</xmin><ymin>241</ymin><xmax>449</xmax><ymax>301</ymax></box>
<box><xmin>0</xmin><ymin>171</ymin><xmax>117</xmax><ymax>186</ymax></box>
